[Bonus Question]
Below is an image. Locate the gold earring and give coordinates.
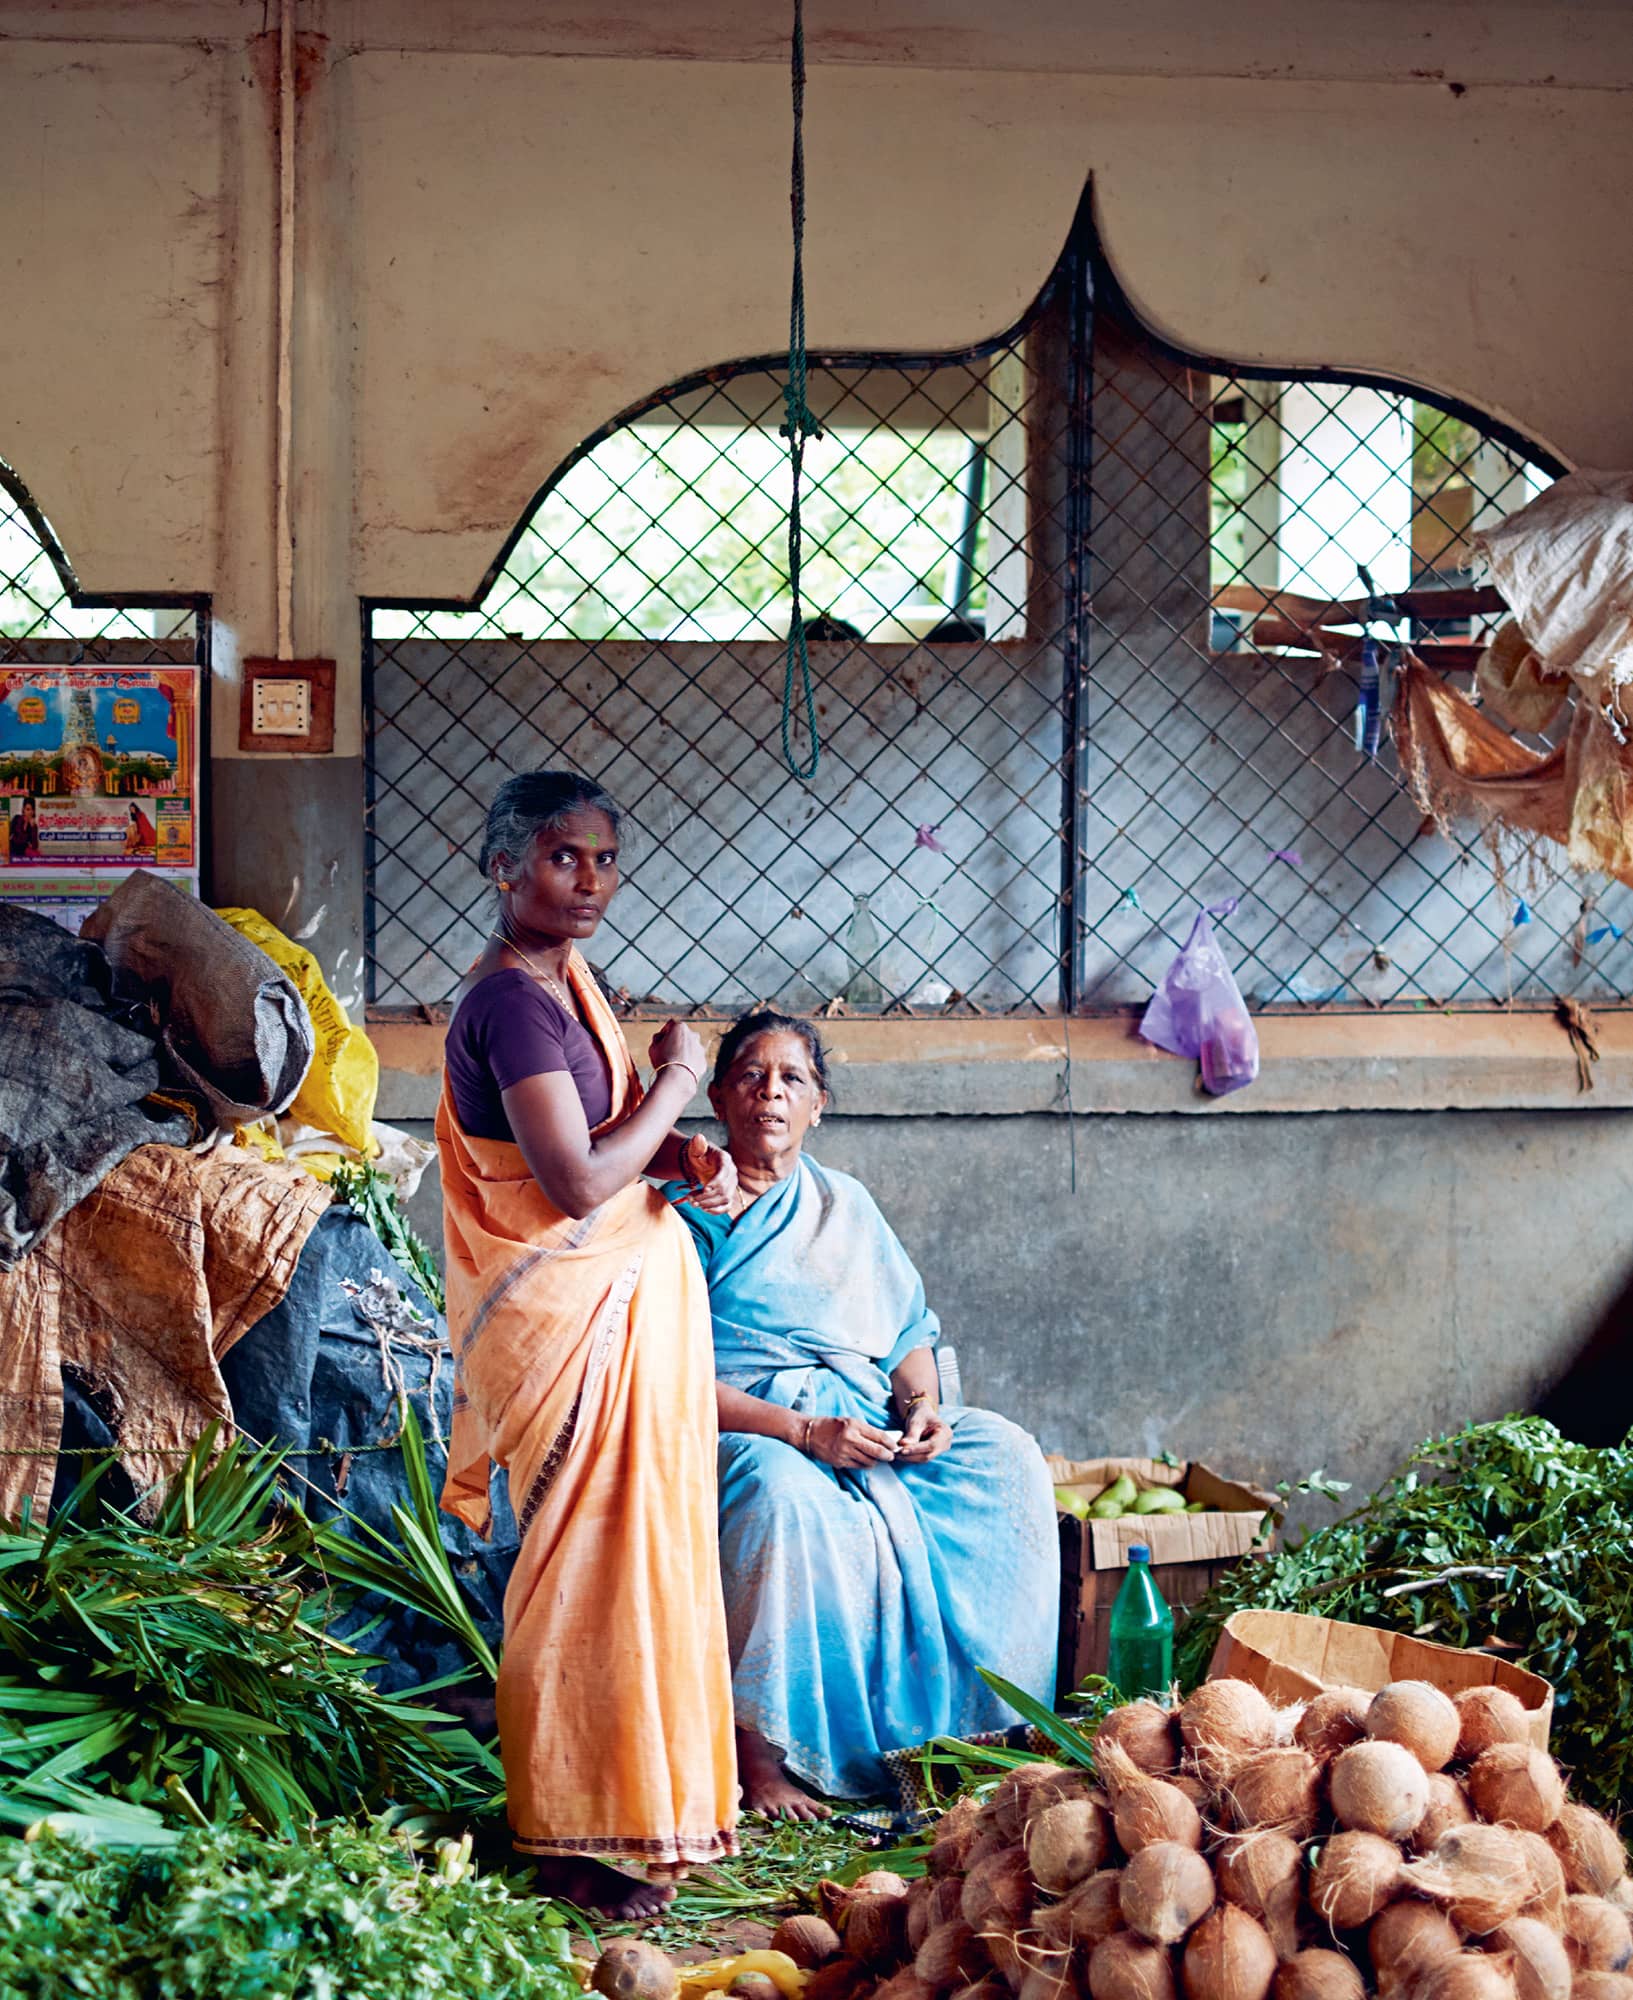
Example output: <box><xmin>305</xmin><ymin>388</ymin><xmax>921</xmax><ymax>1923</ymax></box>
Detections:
<box><xmin>498</xmin><ymin>880</ymin><xmax>513</xmax><ymax>891</ymax></box>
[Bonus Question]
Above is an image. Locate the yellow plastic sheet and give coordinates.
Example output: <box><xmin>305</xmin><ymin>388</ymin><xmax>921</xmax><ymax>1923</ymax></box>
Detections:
<box><xmin>229</xmin><ymin>1118</ymin><xmax>286</xmax><ymax>1164</ymax></box>
<box><xmin>215</xmin><ymin>908</ymin><xmax>379</xmax><ymax>1153</ymax></box>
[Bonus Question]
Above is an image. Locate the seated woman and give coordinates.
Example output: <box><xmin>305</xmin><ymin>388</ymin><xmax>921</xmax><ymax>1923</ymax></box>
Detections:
<box><xmin>668</xmin><ymin>1012</ymin><xmax>1059</xmax><ymax>1819</ymax></box>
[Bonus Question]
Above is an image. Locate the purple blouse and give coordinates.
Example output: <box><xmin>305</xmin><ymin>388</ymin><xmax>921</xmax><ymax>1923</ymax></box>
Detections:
<box><xmin>445</xmin><ymin>969</ymin><xmax>613</xmax><ymax>1141</ymax></box>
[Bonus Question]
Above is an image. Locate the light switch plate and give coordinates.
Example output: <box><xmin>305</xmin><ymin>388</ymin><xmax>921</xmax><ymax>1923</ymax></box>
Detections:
<box><xmin>251</xmin><ymin>677</ymin><xmax>311</xmax><ymax>737</ymax></box>
<box><xmin>239</xmin><ymin>658</ymin><xmax>336</xmax><ymax>753</ymax></box>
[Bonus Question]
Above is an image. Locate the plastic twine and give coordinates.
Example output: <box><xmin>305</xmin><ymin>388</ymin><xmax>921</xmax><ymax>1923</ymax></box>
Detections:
<box><xmin>779</xmin><ymin>0</ymin><xmax>822</xmax><ymax>781</ymax></box>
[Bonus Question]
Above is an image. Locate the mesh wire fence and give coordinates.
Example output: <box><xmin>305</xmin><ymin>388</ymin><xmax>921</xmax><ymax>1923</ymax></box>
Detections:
<box><xmin>367</xmin><ymin>313</ymin><xmax>1077</xmax><ymax>1014</ymax></box>
<box><xmin>365</xmin><ymin>243</ymin><xmax>1632</xmax><ymax>1017</ymax></box>
<box><xmin>1</xmin><ymin>466</ymin><xmax>196</xmax><ymax>659</ymax></box>
<box><xmin>1073</xmin><ymin>324</ymin><xmax>1631</xmax><ymax>1010</ymax></box>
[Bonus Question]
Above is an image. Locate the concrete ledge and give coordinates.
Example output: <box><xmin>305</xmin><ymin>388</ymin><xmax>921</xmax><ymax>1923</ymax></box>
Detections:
<box><xmin>369</xmin><ymin>1010</ymin><xmax>1633</xmax><ymax>1119</ymax></box>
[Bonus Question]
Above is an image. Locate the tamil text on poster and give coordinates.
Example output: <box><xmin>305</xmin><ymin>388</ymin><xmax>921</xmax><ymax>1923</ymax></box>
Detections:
<box><xmin>0</xmin><ymin>664</ymin><xmax>198</xmax><ymax>876</ymax></box>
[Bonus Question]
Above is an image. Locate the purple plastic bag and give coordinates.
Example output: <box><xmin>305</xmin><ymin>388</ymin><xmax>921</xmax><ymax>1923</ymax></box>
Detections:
<box><xmin>1138</xmin><ymin>898</ymin><xmax>1260</xmax><ymax>1096</ymax></box>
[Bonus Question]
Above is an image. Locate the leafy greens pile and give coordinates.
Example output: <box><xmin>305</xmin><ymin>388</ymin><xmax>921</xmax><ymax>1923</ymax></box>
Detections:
<box><xmin>0</xmin><ymin>1422</ymin><xmax>500</xmax><ymax>1841</ymax></box>
<box><xmin>0</xmin><ymin>1820</ymin><xmax>579</xmax><ymax>2000</ymax></box>
<box><xmin>1177</xmin><ymin>1414</ymin><xmax>1633</xmax><ymax>1810</ymax></box>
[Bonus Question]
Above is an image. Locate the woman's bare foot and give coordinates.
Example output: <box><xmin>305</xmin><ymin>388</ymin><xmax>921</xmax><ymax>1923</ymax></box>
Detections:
<box><xmin>736</xmin><ymin>1726</ymin><xmax>832</xmax><ymax>1822</ymax></box>
<box><xmin>530</xmin><ymin>1856</ymin><xmax>678</xmax><ymax>1920</ymax></box>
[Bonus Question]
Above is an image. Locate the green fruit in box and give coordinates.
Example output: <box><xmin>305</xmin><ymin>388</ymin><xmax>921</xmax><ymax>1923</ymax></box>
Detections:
<box><xmin>1132</xmin><ymin>1487</ymin><xmax>1187</xmax><ymax>1515</ymax></box>
<box><xmin>1088</xmin><ymin>1495</ymin><xmax>1126</xmax><ymax>1518</ymax></box>
<box><xmin>1104</xmin><ymin>1473</ymin><xmax>1139</xmax><ymax>1509</ymax></box>
<box><xmin>1054</xmin><ymin>1485</ymin><xmax>1093</xmax><ymax>1520</ymax></box>
<box><xmin>1184</xmin><ymin>1500</ymin><xmax>1206</xmax><ymax>1513</ymax></box>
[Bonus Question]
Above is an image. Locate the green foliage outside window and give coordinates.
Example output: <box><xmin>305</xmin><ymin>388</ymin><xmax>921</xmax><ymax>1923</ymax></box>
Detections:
<box><xmin>379</xmin><ymin>423</ymin><xmax>984</xmax><ymax>643</ymax></box>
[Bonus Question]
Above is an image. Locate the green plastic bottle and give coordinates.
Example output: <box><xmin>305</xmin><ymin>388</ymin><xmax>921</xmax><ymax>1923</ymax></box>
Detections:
<box><xmin>1107</xmin><ymin>1544</ymin><xmax>1174</xmax><ymax>1699</ymax></box>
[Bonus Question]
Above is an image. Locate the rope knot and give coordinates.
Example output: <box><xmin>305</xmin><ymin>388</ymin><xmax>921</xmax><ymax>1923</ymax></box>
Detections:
<box><xmin>779</xmin><ymin>383</ymin><xmax>824</xmax><ymax>443</ymax></box>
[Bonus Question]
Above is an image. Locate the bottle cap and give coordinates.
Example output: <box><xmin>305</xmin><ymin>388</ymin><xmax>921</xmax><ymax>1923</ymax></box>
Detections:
<box><xmin>1129</xmin><ymin>1544</ymin><xmax>1151</xmax><ymax>1562</ymax></box>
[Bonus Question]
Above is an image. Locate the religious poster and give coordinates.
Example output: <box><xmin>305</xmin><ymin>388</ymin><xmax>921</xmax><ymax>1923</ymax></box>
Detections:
<box><xmin>0</xmin><ymin>664</ymin><xmax>198</xmax><ymax>873</ymax></box>
<box><xmin>0</xmin><ymin>663</ymin><xmax>200</xmax><ymax>930</ymax></box>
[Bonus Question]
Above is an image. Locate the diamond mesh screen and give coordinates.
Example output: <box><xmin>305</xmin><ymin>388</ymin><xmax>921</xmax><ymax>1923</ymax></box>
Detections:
<box><xmin>1072</xmin><ymin>320</ymin><xmax>1626</xmax><ymax>1010</ymax></box>
<box><xmin>366</xmin><ymin>233</ymin><xmax>1629</xmax><ymax>1018</ymax></box>
<box><xmin>367</xmin><ymin>304</ymin><xmax>1076</xmax><ymax>1015</ymax></box>
<box><xmin>2</xmin><ymin>463</ymin><xmax>196</xmax><ymax>661</ymax></box>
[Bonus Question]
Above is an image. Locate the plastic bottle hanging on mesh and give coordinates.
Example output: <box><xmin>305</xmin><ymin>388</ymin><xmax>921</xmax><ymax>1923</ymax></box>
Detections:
<box><xmin>1138</xmin><ymin>898</ymin><xmax>1261</xmax><ymax>1097</ymax></box>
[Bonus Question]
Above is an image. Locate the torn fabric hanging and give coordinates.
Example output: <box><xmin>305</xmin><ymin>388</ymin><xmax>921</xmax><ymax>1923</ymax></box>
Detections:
<box><xmin>1392</xmin><ymin>660</ymin><xmax>1571</xmax><ymax>849</ymax></box>
<box><xmin>1472</xmin><ymin>470</ymin><xmax>1633</xmax><ymax>706</ymax></box>
<box><xmin>1475</xmin><ymin>619</ymin><xmax>1570</xmax><ymax>736</ymax></box>
<box><xmin>1392</xmin><ymin>661</ymin><xmax>1633</xmax><ymax>886</ymax></box>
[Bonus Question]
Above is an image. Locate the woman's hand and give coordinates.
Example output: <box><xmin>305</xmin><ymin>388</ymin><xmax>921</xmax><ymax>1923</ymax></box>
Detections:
<box><xmin>895</xmin><ymin>1402</ymin><xmax>953</xmax><ymax>1463</ymax></box>
<box><xmin>648</xmin><ymin>1019</ymin><xmax>706</xmax><ymax>1094</ymax></box>
<box><xmin>679</xmin><ymin>1140</ymin><xmax>738</xmax><ymax>1214</ymax></box>
<box><xmin>803</xmin><ymin>1416</ymin><xmax>898</xmax><ymax>1470</ymax></box>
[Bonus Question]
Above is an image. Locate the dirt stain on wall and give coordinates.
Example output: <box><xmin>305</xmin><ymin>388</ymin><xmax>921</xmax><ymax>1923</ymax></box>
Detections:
<box><xmin>430</xmin><ymin>344</ymin><xmax>627</xmax><ymax>531</ymax></box>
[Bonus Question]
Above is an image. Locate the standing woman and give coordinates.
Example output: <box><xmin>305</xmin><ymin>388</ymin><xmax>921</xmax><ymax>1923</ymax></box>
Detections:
<box><xmin>437</xmin><ymin>770</ymin><xmax>739</xmax><ymax>1916</ymax></box>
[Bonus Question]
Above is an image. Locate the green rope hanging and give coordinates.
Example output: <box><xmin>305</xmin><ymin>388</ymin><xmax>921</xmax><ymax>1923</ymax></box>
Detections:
<box><xmin>780</xmin><ymin>0</ymin><xmax>822</xmax><ymax>781</ymax></box>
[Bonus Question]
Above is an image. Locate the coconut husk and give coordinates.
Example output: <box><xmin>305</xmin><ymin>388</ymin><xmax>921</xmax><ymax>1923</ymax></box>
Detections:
<box><xmin>1310</xmin><ymin>1831</ymin><xmax>1402</xmax><ymax>1932</ymax></box>
<box><xmin>1489</xmin><ymin>1917</ymin><xmax>1571</xmax><ymax>2000</ymax></box>
<box><xmin>1272</xmin><ymin>1951</ymin><xmax>1365</xmax><ymax>2000</ymax></box>
<box><xmin>1404</xmin><ymin>1825</ymin><xmax>1535</xmax><ymax>1936</ymax></box>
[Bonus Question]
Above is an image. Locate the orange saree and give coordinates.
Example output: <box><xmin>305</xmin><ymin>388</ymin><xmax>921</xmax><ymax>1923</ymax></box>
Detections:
<box><xmin>436</xmin><ymin>950</ymin><xmax>737</xmax><ymax>1864</ymax></box>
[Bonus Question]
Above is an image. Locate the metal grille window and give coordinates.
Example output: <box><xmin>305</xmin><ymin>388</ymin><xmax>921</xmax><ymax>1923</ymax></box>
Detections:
<box><xmin>366</xmin><ymin>218</ymin><xmax>1623</xmax><ymax>1019</ymax></box>
<box><xmin>368</xmin><ymin>329</ymin><xmax>1071</xmax><ymax>1013</ymax></box>
<box><xmin>1074</xmin><ymin>341</ymin><xmax>1609</xmax><ymax>1011</ymax></box>
<box><xmin>2</xmin><ymin>465</ymin><xmax>197</xmax><ymax>660</ymax></box>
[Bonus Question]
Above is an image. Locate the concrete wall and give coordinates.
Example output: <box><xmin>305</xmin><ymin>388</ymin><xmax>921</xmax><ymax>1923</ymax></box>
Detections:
<box><xmin>392</xmin><ymin>1103</ymin><xmax>1633</xmax><ymax>1514</ymax></box>
<box><xmin>4</xmin><ymin>3</ymin><xmax>1633</xmax><ymax>987</ymax></box>
<box><xmin>6</xmin><ymin>1</ymin><xmax>1633</xmax><ymax>1505</ymax></box>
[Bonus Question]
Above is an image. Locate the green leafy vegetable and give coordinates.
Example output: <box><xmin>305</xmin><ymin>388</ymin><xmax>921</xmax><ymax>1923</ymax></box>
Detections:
<box><xmin>0</xmin><ymin>1431</ymin><xmax>500</xmax><ymax>1837</ymax></box>
<box><xmin>313</xmin><ymin>1402</ymin><xmax>500</xmax><ymax>1682</ymax></box>
<box><xmin>0</xmin><ymin>1819</ymin><xmax>579</xmax><ymax>2000</ymax></box>
<box><xmin>975</xmin><ymin>1668</ymin><xmax>1096</xmax><ymax>1772</ymax></box>
<box><xmin>329</xmin><ymin>1160</ymin><xmax>445</xmax><ymax>1312</ymax></box>
<box><xmin>640</xmin><ymin>1816</ymin><xmax>883</xmax><ymax>1953</ymax></box>
<box><xmin>1177</xmin><ymin>1415</ymin><xmax>1633</xmax><ymax>1810</ymax></box>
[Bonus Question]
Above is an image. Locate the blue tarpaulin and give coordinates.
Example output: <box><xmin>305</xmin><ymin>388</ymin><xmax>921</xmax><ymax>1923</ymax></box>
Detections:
<box><xmin>58</xmin><ymin>1205</ymin><xmax>517</xmax><ymax>1689</ymax></box>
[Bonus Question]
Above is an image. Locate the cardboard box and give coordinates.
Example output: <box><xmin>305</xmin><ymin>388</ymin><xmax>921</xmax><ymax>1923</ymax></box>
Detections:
<box><xmin>1048</xmin><ymin>1454</ymin><xmax>1281</xmax><ymax>1699</ymax></box>
<box><xmin>1208</xmin><ymin>1608</ymin><xmax>1554</xmax><ymax>1751</ymax></box>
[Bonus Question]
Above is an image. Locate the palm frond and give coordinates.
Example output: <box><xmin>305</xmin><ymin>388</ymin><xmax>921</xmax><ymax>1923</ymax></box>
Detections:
<box><xmin>974</xmin><ymin>1669</ymin><xmax>1095</xmax><ymax>1771</ymax></box>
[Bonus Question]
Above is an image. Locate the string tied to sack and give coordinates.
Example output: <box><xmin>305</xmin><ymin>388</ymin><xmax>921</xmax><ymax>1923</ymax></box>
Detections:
<box><xmin>779</xmin><ymin>0</ymin><xmax>822</xmax><ymax>781</ymax></box>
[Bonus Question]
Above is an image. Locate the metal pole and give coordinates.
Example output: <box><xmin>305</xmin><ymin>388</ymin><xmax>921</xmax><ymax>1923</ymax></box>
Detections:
<box><xmin>950</xmin><ymin>436</ymin><xmax>986</xmax><ymax>617</ymax></box>
<box><xmin>1058</xmin><ymin>236</ymin><xmax>1094</xmax><ymax>1012</ymax></box>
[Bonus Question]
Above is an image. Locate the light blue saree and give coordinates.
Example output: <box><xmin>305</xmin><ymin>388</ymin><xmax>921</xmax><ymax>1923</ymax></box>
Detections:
<box><xmin>668</xmin><ymin>1155</ymin><xmax>1059</xmax><ymax>1800</ymax></box>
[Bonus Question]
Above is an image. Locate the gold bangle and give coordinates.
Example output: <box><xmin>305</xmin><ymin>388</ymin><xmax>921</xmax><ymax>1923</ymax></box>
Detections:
<box><xmin>899</xmin><ymin>1390</ymin><xmax>931</xmax><ymax>1414</ymax></box>
<box><xmin>799</xmin><ymin>1416</ymin><xmax>815</xmax><ymax>1453</ymax></box>
<box><xmin>652</xmin><ymin>1060</ymin><xmax>700</xmax><ymax>1087</ymax></box>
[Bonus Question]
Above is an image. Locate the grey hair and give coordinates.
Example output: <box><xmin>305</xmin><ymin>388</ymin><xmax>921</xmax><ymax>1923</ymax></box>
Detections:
<box><xmin>478</xmin><ymin>770</ymin><xmax>624</xmax><ymax>884</ymax></box>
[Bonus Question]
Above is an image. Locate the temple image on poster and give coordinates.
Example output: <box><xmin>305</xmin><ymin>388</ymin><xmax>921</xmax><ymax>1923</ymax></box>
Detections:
<box><xmin>0</xmin><ymin>667</ymin><xmax>196</xmax><ymax>871</ymax></box>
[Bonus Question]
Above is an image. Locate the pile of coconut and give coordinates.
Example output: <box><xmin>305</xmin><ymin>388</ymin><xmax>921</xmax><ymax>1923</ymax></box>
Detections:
<box><xmin>762</xmin><ymin>1679</ymin><xmax>1633</xmax><ymax>2000</ymax></box>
